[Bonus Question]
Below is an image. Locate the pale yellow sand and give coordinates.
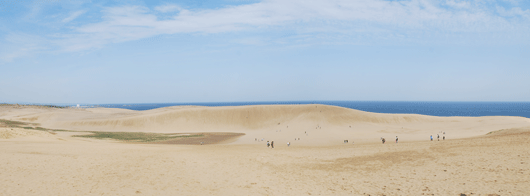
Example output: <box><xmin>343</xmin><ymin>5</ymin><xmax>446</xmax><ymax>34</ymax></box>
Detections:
<box><xmin>1</xmin><ymin>105</ymin><xmax>529</xmax><ymax>195</ymax></box>
<box><xmin>2</xmin><ymin>104</ymin><xmax>529</xmax><ymax>144</ymax></box>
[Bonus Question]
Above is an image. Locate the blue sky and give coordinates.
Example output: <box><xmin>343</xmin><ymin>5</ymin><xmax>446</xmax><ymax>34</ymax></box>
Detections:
<box><xmin>0</xmin><ymin>0</ymin><xmax>529</xmax><ymax>104</ymax></box>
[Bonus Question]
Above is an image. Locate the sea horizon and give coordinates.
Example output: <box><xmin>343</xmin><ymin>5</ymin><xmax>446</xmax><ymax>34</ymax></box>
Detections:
<box><xmin>5</xmin><ymin>101</ymin><xmax>529</xmax><ymax>118</ymax></box>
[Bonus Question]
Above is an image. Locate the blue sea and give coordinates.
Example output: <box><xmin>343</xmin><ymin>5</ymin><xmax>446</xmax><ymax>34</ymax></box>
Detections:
<box><xmin>90</xmin><ymin>101</ymin><xmax>530</xmax><ymax>119</ymax></box>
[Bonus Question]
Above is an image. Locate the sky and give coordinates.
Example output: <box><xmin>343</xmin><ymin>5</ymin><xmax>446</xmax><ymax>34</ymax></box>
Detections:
<box><xmin>0</xmin><ymin>0</ymin><xmax>529</xmax><ymax>104</ymax></box>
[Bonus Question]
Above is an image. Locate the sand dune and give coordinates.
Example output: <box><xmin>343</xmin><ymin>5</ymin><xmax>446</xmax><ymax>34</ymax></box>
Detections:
<box><xmin>1</xmin><ymin>104</ymin><xmax>530</xmax><ymax>195</ymax></box>
<box><xmin>0</xmin><ymin>127</ymin><xmax>54</xmax><ymax>139</ymax></box>
<box><xmin>1</xmin><ymin>122</ymin><xmax>529</xmax><ymax>195</ymax></box>
<box><xmin>2</xmin><ymin>104</ymin><xmax>529</xmax><ymax>145</ymax></box>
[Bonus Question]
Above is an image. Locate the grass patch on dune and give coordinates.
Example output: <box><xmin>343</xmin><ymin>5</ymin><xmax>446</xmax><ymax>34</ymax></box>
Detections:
<box><xmin>21</xmin><ymin>126</ymin><xmax>47</xmax><ymax>130</ymax></box>
<box><xmin>487</xmin><ymin>129</ymin><xmax>504</xmax><ymax>135</ymax></box>
<box><xmin>2</xmin><ymin>118</ymin><xmax>239</xmax><ymax>145</ymax></box>
<box><xmin>1</xmin><ymin>119</ymin><xmax>73</xmax><ymax>133</ymax></box>
<box><xmin>73</xmin><ymin>132</ymin><xmax>203</xmax><ymax>142</ymax></box>
<box><xmin>21</xmin><ymin>126</ymin><xmax>70</xmax><ymax>132</ymax></box>
<box><xmin>50</xmin><ymin>129</ymin><xmax>71</xmax><ymax>132</ymax></box>
<box><xmin>0</xmin><ymin>119</ymin><xmax>29</xmax><ymax>127</ymax></box>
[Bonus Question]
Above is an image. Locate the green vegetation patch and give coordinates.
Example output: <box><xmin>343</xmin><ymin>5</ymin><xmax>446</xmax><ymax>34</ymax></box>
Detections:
<box><xmin>0</xmin><ymin>119</ymin><xmax>28</xmax><ymax>127</ymax></box>
<box><xmin>21</xmin><ymin>126</ymin><xmax>67</xmax><ymax>131</ymax></box>
<box><xmin>487</xmin><ymin>129</ymin><xmax>504</xmax><ymax>135</ymax></box>
<box><xmin>1</xmin><ymin>119</ymin><xmax>73</xmax><ymax>133</ymax></box>
<box><xmin>51</xmin><ymin>129</ymin><xmax>71</xmax><ymax>132</ymax></box>
<box><xmin>73</xmin><ymin>132</ymin><xmax>203</xmax><ymax>142</ymax></box>
<box><xmin>40</xmin><ymin>105</ymin><xmax>67</xmax><ymax>108</ymax></box>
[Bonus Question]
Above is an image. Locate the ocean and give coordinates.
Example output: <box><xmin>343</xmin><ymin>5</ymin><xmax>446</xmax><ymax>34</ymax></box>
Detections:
<box><xmin>92</xmin><ymin>101</ymin><xmax>530</xmax><ymax>118</ymax></box>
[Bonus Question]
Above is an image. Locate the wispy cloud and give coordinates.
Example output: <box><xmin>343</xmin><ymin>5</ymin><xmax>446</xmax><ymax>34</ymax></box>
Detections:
<box><xmin>501</xmin><ymin>0</ymin><xmax>522</xmax><ymax>5</ymax></box>
<box><xmin>2</xmin><ymin>0</ymin><xmax>530</xmax><ymax>62</ymax></box>
<box><xmin>62</xmin><ymin>10</ymin><xmax>86</xmax><ymax>23</ymax></box>
<box><xmin>154</xmin><ymin>4</ymin><xmax>181</xmax><ymax>13</ymax></box>
<box><xmin>0</xmin><ymin>33</ymin><xmax>48</xmax><ymax>62</ymax></box>
<box><xmin>66</xmin><ymin>0</ymin><xmax>529</xmax><ymax>48</ymax></box>
<box><xmin>497</xmin><ymin>6</ymin><xmax>530</xmax><ymax>18</ymax></box>
<box><xmin>445</xmin><ymin>0</ymin><xmax>470</xmax><ymax>9</ymax></box>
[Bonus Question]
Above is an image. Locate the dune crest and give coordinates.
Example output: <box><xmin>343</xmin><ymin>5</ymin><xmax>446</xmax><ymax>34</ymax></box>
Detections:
<box><xmin>22</xmin><ymin>105</ymin><xmax>432</xmax><ymax>130</ymax></box>
<box><xmin>2</xmin><ymin>104</ymin><xmax>529</xmax><ymax>144</ymax></box>
<box><xmin>2</xmin><ymin>104</ymin><xmax>530</xmax><ymax>195</ymax></box>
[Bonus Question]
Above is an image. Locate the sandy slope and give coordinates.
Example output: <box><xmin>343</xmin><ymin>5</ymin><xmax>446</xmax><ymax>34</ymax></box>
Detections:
<box><xmin>1</xmin><ymin>105</ymin><xmax>530</xmax><ymax>195</ymax></box>
<box><xmin>1</xmin><ymin>125</ymin><xmax>529</xmax><ymax>195</ymax></box>
<box><xmin>0</xmin><ymin>127</ymin><xmax>54</xmax><ymax>139</ymax></box>
<box><xmin>1</xmin><ymin>104</ymin><xmax>529</xmax><ymax>145</ymax></box>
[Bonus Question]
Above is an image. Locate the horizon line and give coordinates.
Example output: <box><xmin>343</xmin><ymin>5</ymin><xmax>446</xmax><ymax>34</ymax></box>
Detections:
<box><xmin>3</xmin><ymin>100</ymin><xmax>530</xmax><ymax>106</ymax></box>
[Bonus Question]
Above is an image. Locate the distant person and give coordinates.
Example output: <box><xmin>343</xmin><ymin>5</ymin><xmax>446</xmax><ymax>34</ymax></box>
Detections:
<box><xmin>271</xmin><ymin>141</ymin><xmax>274</xmax><ymax>148</ymax></box>
<box><xmin>287</xmin><ymin>142</ymin><xmax>290</xmax><ymax>147</ymax></box>
<box><xmin>382</xmin><ymin>138</ymin><xmax>385</xmax><ymax>144</ymax></box>
<box><xmin>255</xmin><ymin>138</ymin><xmax>257</xmax><ymax>141</ymax></box>
<box><xmin>267</xmin><ymin>141</ymin><xmax>270</xmax><ymax>148</ymax></box>
<box><xmin>396</xmin><ymin>136</ymin><xmax>398</xmax><ymax>143</ymax></box>
<box><xmin>437</xmin><ymin>134</ymin><xmax>440</xmax><ymax>141</ymax></box>
<box><xmin>430</xmin><ymin>135</ymin><xmax>433</xmax><ymax>141</ymax></box>
<box><xmin>443</xmin><ymin>135</ymin><xmax>445</xmax><ymax>140</ymax></box>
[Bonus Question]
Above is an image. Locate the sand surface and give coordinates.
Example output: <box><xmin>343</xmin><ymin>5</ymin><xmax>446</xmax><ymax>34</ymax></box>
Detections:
<box><xmin>1</xmin><ymin>105</ymin><xmax>530</xmax><ymax>195</ymax></box>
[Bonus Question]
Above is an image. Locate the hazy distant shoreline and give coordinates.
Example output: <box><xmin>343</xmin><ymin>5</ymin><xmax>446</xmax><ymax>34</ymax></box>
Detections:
<box><xmin>6</xmin><ymin>101</ymin><xmax>528</xmax><ymax>118</ymax></box>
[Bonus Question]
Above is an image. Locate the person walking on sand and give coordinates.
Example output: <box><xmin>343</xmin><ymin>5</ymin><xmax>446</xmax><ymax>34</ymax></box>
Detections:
<box><xmin>430</xmin><ymin>135</ymin><xmax>433</xmax><ymax>141</ymax></box>
<box><xmin>396</xmin><ymin>136</ymin><xmax>398</xmax><ymax>143</ymax></box>
<box><xmin>287</xmin><ymin>142</ymin><xmax>290</xmax><ymax>147</ymax></box>
<box><xmin>271</xmin><ymin>141</ymin><xmax>274</xmax><ymax>148</ymax></box>
<box><xmin>382</xmin><ymin>137</ymin><xmax>386</xmax><ymax>144</ymax></box>
<box><xmin>437</xmin><ymin>134</ymin><xmax>440</xmax><ymax>141</ymax></box>
<box><xmin>267</xmin><ymin>141</ymin><xmax>270</xmax><ymax>148</ymax></box>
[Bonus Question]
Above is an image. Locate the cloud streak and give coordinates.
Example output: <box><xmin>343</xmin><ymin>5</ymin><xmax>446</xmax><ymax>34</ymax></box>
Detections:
<box><xmin>72</xmin><ymin>0</ymin><xmax>530</xmax><ymax>46</ymax></box>
<box><xmin>62</xmin><ymin>10</ymin><xmax>86</xmax><ymax>23</ymax></box>
<box><xmin>2</xmin><ymin>0</ymin><xmax>530</xmax><ymax>61</ymax></box>
<box><xmin>154</xmin><ymin>4</ymin><xmax>182</xmax><ymax>13</ymax></box>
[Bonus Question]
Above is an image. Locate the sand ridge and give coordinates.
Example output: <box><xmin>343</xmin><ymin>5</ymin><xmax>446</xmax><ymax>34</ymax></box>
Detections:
<box><xmin>1</xmin><ymin>105</ymin><xmax>530</xmax><ymax>195</ymax></box>
<box><xmin>0</xmin><ymin>127</ymin><xmax>54</xmax><ymax>139</ymax></box>
<box><xmin>2</xmin><ymin>104</ymin><xmax>529</xmax><ymax>145</ymax></box>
